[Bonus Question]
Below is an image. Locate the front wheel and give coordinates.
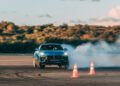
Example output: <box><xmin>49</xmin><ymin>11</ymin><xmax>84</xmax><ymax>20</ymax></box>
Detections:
<box><xmin>39</xmin><ymin>63</ymin><xmax>45</xmax><ymax>69</ymax></box>
<box><xmin>58</xmin><ymin>64</ymin><xmax>62</xmax><ymax>68</ymax></box>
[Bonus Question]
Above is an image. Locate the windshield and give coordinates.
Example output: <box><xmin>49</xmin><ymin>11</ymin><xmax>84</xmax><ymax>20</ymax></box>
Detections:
<box><xmin>40</xmin><ymin>45</ymin><xmax>63</xmax><ymax>50</ymax></box>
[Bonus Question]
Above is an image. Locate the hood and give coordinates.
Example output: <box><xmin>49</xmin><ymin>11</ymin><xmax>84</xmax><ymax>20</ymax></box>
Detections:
<box><xmin>41</xmin><ymin>50</ymin><xmax>64</xmax><ymax>56</ymax></box>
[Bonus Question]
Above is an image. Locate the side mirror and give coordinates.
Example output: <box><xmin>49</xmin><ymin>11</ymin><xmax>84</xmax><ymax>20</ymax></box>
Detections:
<box><xmin>35</xmin><ymin>48</ymin><xmax>39</xmax><ymax>51</ymax></box>
<box><xmin>64</xmin><ymin>48</ymin><xmax>68</xmax><ymax>51</ymax></box>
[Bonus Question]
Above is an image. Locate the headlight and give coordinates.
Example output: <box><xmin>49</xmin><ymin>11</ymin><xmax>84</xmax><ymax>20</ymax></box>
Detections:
<box><xmin>64</xmin><ymin>52</ymin><xmax>68</xmax><ymax>56</ymax></box>
<box><xmin>40</xmin><ymin>52</ymin><xmax>44</xmax><ymax>56</ymax></box>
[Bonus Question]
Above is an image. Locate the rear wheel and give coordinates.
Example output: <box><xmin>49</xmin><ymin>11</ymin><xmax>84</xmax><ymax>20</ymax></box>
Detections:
<box><xmin>64</xmin><ymin>65</ymin><xmax>69</xmax><ymax>69</ymax></box>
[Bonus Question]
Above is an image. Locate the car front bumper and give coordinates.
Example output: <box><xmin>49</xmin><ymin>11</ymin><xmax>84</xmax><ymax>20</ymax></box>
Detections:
<box><xmin>40</xmin><ymin>55</ymin><xmax>69</xmax><ymax>65</ymax></box>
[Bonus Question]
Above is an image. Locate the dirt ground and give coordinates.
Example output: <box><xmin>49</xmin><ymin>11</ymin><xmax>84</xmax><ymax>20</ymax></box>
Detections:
<box><xmin>0</xmin><ymin>55</ymin><xmax>120</xmax><ymax>86</ymax></box>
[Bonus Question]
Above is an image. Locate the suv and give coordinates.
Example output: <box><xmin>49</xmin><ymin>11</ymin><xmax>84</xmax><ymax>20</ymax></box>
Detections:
<box><xmin>33</xmin><ymin>43</ymin><xmax>69</xmax><ymax>69</ymax></box>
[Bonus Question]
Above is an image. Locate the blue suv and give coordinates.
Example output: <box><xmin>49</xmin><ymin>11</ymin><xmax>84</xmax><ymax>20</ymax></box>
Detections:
<box><xmin>33</xmin><ymin>43</ymin><xmax>69</xmax><ymax>69</ymax></box>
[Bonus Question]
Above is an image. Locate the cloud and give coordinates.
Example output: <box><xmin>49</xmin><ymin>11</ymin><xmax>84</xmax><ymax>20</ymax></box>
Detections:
<box><xmin>39</xmin><ymin>14</ymin><xmax>53</xmax><ymax>18</ymax></box>
<box><xmin>66</xmin><ymin>17</ymin><xmax>120</xmax><ymax>26</ymax></box>
<box><xmin>89</xmin><ymin>17</ymin><xmax>120</xmax><ymax>22</ymax></box>
<box><xmin>69</xmin><ymin>19</ymin><xmax>87</xmax><ymax>23</ymax></box>
<box><xmin>88</xmin><ymin>17</ymin><xmax>120</xmax><ymax>26</ymax></box>
<box><xmin>109</xmin><ymin>6</ymin><xmax>120</xmax><ymax>19</ymax></box>
<box><xmin>91</xmin><ymin>0</ymin><xmax>101</xmax><ymax>2</ymax></box>
<box><xmin>68</xmin><ymin>5</ymin><xmax>120</xmax><ymax>26</ymax></box>
<box><xmin>89</xmin><ymin>5</ymin><xmax>120</xmax><ymax>26</ymax></box>
<box><xmin>0</xmin><ymin>11</ymin><xmax>17</xmax><ymax>14</ymax></box>
<box><xmin>60</xmin><ymin>0</ymin><xmax>101</xmax><ymax>2</ymax></box>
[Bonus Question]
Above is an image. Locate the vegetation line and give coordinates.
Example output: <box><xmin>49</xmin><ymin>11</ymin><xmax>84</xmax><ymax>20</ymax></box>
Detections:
<box><xmin>0</xmin><ymin>21</ymin><xmax>119</xmax><ymax>53</ymax></box>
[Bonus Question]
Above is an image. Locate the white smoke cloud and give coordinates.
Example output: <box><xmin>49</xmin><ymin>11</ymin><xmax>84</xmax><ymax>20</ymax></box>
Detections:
<box><xmin>62</xmin><ymin>39</ymin><xmax>120</xmax><ymax>69</ymax></box>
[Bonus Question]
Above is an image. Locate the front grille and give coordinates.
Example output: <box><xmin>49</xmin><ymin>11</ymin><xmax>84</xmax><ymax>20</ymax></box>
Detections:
<box><xmin>44</xmin><ymin>55</ymin><xmax>68</xmax><ymax>65</ymax></box>
<box><xmin>47</xmin><ymin>56</ymin><xmax>64</xmax><ymax>60</ymax></box>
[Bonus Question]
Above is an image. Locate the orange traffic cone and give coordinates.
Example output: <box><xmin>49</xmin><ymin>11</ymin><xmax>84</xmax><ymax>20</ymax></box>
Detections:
<box><xmin>72</xmin><ymin>64</ymin><xmax>79</xmax><ymax>78</ymax></box>
<box><xmin>89</xmin><ymin>62</ymin><xmax>95</xmax><ymax>76</ymax></box>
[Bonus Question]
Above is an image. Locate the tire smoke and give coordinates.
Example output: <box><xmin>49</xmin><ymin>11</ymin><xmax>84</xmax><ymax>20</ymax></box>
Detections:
<box><xmin>62</xmin><ymin>39</ymin><xmax>120</xmax><ymax>69</ymax></box>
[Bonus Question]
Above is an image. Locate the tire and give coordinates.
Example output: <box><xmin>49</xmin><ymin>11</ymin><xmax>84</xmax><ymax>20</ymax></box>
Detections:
<box><xmin>39</xmin><ymin>63</ymin><xmax>45</xmax><ymax>69</ymax></box>
<box><xmin>64</xmin><ymin>62</ymin><xmax>69</xmax><ymax>69</ymax></box>
<box><xmin>64</xmin><ymin>65</ymin><xmax>69</xmax><ymax>69</ymax></box>
<box><xmin>58</xmin><ymin>64</ymin><xmax>62</xmax><ymax>68</ymax></box>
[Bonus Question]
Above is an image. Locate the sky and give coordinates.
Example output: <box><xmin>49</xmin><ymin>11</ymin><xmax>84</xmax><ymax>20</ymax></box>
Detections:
<box><xmin>0</xmin><ymin>0</ymin><xmax>120</xmax><ymax>26</ymax></box>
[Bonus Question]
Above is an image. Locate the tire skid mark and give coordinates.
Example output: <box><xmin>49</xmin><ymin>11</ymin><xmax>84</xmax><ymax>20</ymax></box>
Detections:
<box><xmin>15</xmin><ymin>72</ymin><xmax>41</xmax><ymax>79</ymax></box>
<box><xmin>0</xmin><ymin>73</ymin><xmax>18</xmax><ymax>79</ymax></box>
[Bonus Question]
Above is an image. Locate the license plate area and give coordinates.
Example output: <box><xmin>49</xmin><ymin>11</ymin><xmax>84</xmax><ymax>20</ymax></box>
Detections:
<box><xmin>47</xmin><ymin>56</ymin><xmax>62</xmax><ymax>61</ymax></box>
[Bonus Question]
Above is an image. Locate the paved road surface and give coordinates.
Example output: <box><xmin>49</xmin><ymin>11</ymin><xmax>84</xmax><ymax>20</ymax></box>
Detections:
<box><xmin>0</xmin><ymin>55</ymin><xmax>119</xmax><ymax>86</ymax></box>
<box><xmin>0</xmin><ymin>55</ymin><xmax>33</xmax><ymax>66</ymax></box>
